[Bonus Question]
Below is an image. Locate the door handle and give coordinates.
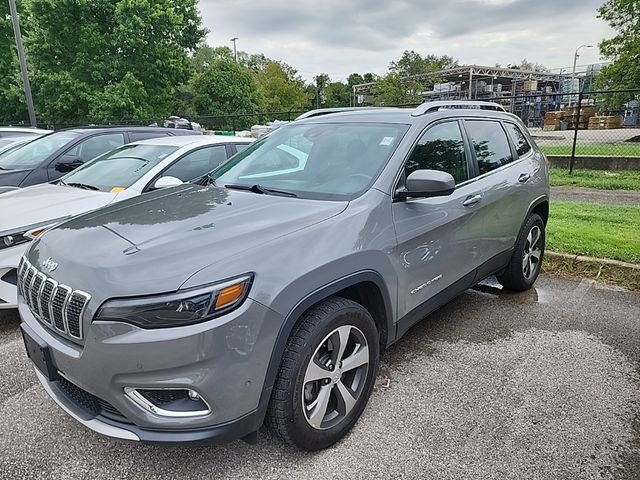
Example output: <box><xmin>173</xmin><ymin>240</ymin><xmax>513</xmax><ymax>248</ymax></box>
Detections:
<box><xmin>463</xmin><ymin>194</ymin><xmax>482</xmax><ymax>207</ymax></box>
<box><xmin>518</xmin><ymin>173</ymin><xmax>531</xmax><ymax>183</ymax></box>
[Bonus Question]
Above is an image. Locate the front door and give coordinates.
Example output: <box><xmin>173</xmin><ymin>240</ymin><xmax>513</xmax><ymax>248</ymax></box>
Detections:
<box><xmin>391</xmin><ymin>120</ymin><xmax>486</xmax><ymax>319</ymax></box>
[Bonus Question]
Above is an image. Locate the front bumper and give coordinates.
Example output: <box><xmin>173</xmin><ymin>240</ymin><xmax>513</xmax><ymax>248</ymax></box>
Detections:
<box><xmin>0</xmin><ymin>243</ymin><xmax>28</xmax><ymax>308</ymax></box>
<box><xmin>19</xmin><ymin>297</ymin><xmax>282</xmax><ymax>444</ymax></box>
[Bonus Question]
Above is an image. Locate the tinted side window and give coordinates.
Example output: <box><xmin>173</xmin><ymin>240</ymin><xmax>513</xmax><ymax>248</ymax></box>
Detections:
<box><xmin>234</xmin><ymin>143</ymin><xmax>251</xmax><ymax>153</ymax></box>
<box><xmin>465</xmin><ymin>121</ymin><xmax>512</xmax><ymax>175</ymax></box>
<box><xmin>163</xmin><ymin>145</ymin><xmax>228</xmax><ymax>182</ymax></box>
<box><xmin>405</xmin><ymin>121</ymin><xmax>468</xmax><ymax>184</ymax></box>
<box><xmin>504</xmin><ymin>122</ymin><xmax>532</xmax><ymax>157</ymax></box>
<box><xmin>66</xmin><ymin>133</ymin><xmax>126</xmax><ymax>162</ymax></box>
<box><xmin>129</xmin><ymin>132</ymin><xmax>171</xmax><ymax>142</ymax></box>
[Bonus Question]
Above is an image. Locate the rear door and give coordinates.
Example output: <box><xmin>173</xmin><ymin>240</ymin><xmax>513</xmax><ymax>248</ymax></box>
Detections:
<box><xmin>391</xmin><ymin>120</ymin><xmax>487</xmax><ymax>319</ymax></box>
<box><xmin>462</xmin><ymin>119</ymin><xmax>534</xmax><ymax>271</ymax></box>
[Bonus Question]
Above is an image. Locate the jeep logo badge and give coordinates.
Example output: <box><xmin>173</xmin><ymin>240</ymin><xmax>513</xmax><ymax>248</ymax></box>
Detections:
<box><xmin>42</xmin><ymin>257</ymin><xmax>58</xmax><ymax>273</ymax></box>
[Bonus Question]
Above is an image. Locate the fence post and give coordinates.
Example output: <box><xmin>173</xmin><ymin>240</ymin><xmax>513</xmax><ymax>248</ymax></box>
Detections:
<box><xmin>231</xmin><ymin>116</ymin><xmax>236</xmax><ymax>134</ymax></box>
<box><xmin>569</xmin><ymin>91</ymin><xmax>583</xmax><ymax>174</ymax></box>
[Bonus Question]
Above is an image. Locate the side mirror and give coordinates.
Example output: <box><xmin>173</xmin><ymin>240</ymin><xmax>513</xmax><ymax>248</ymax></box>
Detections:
<box><xmin>55</xmin><ymin>155</ymin><xmax>83</xmax><ymax>173</ymax></box>
<box><xmin>153</xmin><ymin>176</ymin><xmax>183</xmax><ymax>189</ymax></box>
<box><xmin>397</xmin><ymin>169</ymin><xmax>455</xmax><ymax>199</ymax></box>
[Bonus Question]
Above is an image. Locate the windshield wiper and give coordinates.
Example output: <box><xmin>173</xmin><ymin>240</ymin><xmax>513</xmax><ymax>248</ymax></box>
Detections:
<box><xmin>224</xmin><ymin>183</ymin><xmax>297</xmax><ymax>198</ymax></box>
<box><xmin>66</xmin><ymin>182</ymin><xmax>100</xmax><ymax>191</ymax></box>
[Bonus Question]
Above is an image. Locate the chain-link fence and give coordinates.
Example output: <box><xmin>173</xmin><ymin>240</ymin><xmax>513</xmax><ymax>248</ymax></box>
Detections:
<box><xmin>481</xmin><ymin>88</ymin><xmax>640</xmax><ymax>172</ymax></box>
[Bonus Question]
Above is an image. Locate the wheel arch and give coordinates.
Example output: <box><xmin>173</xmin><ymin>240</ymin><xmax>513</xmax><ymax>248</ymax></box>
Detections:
<box><xmin>257</xmin><ymin>270</ymin><xmax>394</xmax><ymax>418</ymax></box>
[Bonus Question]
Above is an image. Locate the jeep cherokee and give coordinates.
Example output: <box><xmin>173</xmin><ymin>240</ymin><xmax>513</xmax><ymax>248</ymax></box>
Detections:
<box><xmin>18</xmin><ymin>101</ymin><xmax>549</xmax><ymax>450</ymax></box>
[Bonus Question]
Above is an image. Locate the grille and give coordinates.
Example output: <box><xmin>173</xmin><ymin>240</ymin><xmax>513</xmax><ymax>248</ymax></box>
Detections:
<box><xmin>57</xmin><ymin>376</ymin><xmax>130</xmax><ymax>424</ymax></box>
<box><xmin>17</xmin><ymin>257</ymin><xmax>91</xmax><ymax>340</ymax></box>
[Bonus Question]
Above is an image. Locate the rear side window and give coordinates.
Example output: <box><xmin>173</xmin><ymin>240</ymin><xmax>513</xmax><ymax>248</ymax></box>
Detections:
<box><xmin>465</xmin><ymin>120</ymin><xmax>513</xmax><ymax>175</ymax></box>
<box><xmin>405</xmin><ymin>121</ymin><xmax>468</xmax><ymax>184</ymax></box>
<box><xmin>65</xmin><ymin>133</ymin><xmax>126</xmax><ymax>162</ymax></box>
<box><xmin>503</xmin><ymin>123</ymin><xmax>532</xmax><ymax>157</ymax></box>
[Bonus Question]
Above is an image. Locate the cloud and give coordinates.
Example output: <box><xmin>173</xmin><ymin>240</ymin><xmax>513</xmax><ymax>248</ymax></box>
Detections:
<box><xmin>198</xmin><ymin>0</ymin><xmax>614</xmax><ymax>81</ymax></box>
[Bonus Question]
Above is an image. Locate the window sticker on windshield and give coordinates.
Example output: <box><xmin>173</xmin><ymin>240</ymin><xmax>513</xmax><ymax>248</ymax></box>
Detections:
<box><xmin>380</xmin><ymin>137</ymin><xmax>395</xmax><ymax>146</ymax></box>
<box><xmin>110</xmin><ymin>187</ymin><xmax>126</xmax><ymax>193</ymax></box>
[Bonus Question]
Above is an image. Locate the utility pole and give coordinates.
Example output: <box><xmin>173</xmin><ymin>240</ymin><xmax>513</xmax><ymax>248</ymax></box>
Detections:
<box><xmin>8</xmin><ymin>0</ymin><xmax>37</xmax><ymax>126</ymax></box>
<box><xmin>230</xmin><ymin>37</ymin><xmax>238</xmax><ymax>63</ymax></box>
<box><xmin>571</xmin><ymin>45</ymin><xmax>593</xmax><ymax>102</ymax></box>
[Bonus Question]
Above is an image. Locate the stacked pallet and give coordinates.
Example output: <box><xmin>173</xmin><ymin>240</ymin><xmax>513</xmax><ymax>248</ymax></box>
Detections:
<box><xmin>564</xmin><ymin>105</ymin><xmax>597</xmax><ymax>130</ymax></box>
<box><xmin>523</xmin><ymin>80</ymin><xmax>538</xmax><ymax>92</ymax></box>
<box><xmin>543</xmin><ymin>111</ymin><xmax>565</xmax><ymax>131</ymax></box>
<box><xmin>588</xmin><ymin>116</ymin><xmax>624</xmax><ymax>130</ymax></box>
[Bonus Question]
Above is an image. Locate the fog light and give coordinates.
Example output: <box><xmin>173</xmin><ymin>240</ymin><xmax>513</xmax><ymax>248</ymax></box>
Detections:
<box><xmin>124</xmin><ymin>387</ymin><xmax>211</xmax><ymax>418</ymax></box>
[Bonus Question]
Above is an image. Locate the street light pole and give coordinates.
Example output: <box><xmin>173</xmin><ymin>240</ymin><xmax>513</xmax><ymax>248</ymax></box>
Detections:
<box><xmin>8</xmin><ymin>0</ymin><xmax>37</xmax><ymax>126</ymax></box>
<box><xmin>571</xmin><ymin>44</ymin><xmax>593</xmax><ymax>97</ymax></box>
<box><xmin>230</xmin><ymin>37</ymin><xmax>238</xmax><ymax>63</ymax></box>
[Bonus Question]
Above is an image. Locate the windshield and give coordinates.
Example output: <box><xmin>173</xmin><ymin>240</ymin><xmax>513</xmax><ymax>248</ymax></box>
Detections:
<box><xmin>0</xmin><ymin>131</ymin><xmax>81</xmax><ymax>170</ymax></box>
<box><xmin>61</xmin><ymin>144</ymin><xmax>179</xmax><ymax>192</ymax></box>
<box><xmin>213</xmin><ymin>122</ymin><xmax>408</xmax><ymax>200</ymax></box>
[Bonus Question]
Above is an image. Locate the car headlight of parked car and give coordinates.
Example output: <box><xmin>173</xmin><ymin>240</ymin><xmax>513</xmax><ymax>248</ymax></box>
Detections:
<box><xmin>0</xmin><ymin>223</ymin><xmax>58</xmax><ymax>251</ymax></box>
<box><xmin>95</xmin><ymin>274</ymin><xmax>254</xmax><ymax>328</ymax></box>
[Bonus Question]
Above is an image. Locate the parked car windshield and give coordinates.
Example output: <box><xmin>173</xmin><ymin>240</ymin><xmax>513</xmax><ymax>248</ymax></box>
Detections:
<box><xmin>213</xmin><ymin>122</ymin><xmax>408</xmax><ymax>200</ymax></box>
<box><xmin>0</xmin><ymin>131</ymin><xmax>81</xmax><ymax>170</ymax></box>
<box><xmin>60</xmin><ymin>144</ymin><xmax>179</xmax><ymax>192</ymax></box>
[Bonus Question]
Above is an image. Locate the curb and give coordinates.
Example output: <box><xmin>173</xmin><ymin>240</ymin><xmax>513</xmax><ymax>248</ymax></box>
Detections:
<box><xmin>544</xmin><ymin>251</ymin><xmax>640</xmax><ymax>291</ymax></box>
<box><xmin>545</xmin><ymin>251</ymin><xmax>640</xmax><ymax>270</ymax></box>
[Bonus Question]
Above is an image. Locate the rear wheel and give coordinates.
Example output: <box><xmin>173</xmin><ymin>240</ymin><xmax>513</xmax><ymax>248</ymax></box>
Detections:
<box><xmin>497</xmin><ymin>213</ymin><xmax>545</xmax><ymax>291</ymax></box>
<box><xmin>267</xmin><ymin>297</ymin><xmax>379</xmax><ymax>450</ymax></box>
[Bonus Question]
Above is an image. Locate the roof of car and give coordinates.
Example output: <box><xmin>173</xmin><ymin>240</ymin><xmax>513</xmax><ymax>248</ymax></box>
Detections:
<box><xmin>133</xmin><ymin>135</ymin><xmax>254</xmax><ymax>148</ymax></box>
<box><xmin>0</xmin><ymin>126</ymin><xmax>52</xmax><ymax>134</ymax></box>
<box><xmin>59</xmin><ymin>126</ymin><xmax>198</xmax><ymax>135</ymax></box>
<box><xmin>295</xmin><ymin>102</ymin><xmax>517</xmax><ymax>125</ymax></box>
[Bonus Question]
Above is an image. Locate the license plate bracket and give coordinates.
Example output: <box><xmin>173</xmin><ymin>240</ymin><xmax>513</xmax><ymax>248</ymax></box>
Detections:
<box><xmin>21</xmin><ymin>324</ymin><xmax>60</xmax><ymax>382</ymax></box>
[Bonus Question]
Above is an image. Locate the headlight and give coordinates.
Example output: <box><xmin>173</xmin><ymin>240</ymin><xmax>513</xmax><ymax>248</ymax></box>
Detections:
<box><xmin>95</xmin><ymin>274</ymin><xmax>254</xmax><ymax>328</ymax></box>
<box><xmin>0</xmin><ymin>232</ymin><xmax>30</xmax><ymax>250</ymax></box>
<box><xmin>0</xmin><ymin>222</ymin><xmax>59</xmax><ymax>251</ymax></box>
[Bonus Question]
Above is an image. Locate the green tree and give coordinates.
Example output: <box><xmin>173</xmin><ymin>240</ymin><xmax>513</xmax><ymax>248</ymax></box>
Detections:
<box><xmin>389</xmin><ymin>50</ymin><xmax>457</xmax><ymax>77</ymax></box>
<box><xmin>324</xmin><ymin>82</ymin><xmax>350</xmax><ymax>107</ymax></box>
<box><xmin>373</xmin><ymin>73</ymin><xmax>423</xmax><ymax>106</ymax></box>
<box><xmin>191</xmin><ymin>45</ymin><xmax>234</xmax><ymax>73</ymax></box>
<box><xmin>0</xmin><ymin>1</ymin><xmax>27</xmax><ymax>122</ymax></box>
<box><xmin>25</xmin><ymin>0</ymin><xmax>205</xmax><ymax>124</ymax></box>
<box><xmin>596</xmin><ymin>0</ymin><xmax>640</xmax><ymax>108</ymax></box>
<box><xmin>191</xmin><ymin>57</ymin><xmax>262</xmax><ymax>115</ymax></box>
<box><xmin>255</xmin><ymin>61</ymin><xmax>310</xmax><ymax>112</ymax></box>
<box><xmin>507</xmin><ymin>59</ymin><xmax>548</xmax><ymax>72</ymax></box>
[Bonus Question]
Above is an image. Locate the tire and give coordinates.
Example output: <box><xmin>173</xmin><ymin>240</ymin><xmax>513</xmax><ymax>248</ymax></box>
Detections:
<box><xmin>497</xmin><ymin>213</ymin><xmax>545</xmax><ymax>291</ymax></box>
<box><xmin>266</xmin><ymin>296</ymin><xmax>380</xmax><ymax>450</ymax></box>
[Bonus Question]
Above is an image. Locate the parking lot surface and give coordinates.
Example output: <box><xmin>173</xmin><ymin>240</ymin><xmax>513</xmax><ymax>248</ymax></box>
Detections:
<box><xmin>1</xmin><ymin>274</ymin><xmax>639</xmax><ymax>479</ymax></box>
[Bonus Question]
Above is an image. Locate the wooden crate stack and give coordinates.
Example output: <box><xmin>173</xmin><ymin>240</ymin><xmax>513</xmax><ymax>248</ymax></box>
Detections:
<box><xmin>563</xmin><ymin>105</ymin><xmax>597</xmax><ymax>130</ymax></box>
<box><xmin>543</xmin><ymin>111</ymin><xmax>565</xmax><ymax>131</ymax></box>
<box><xmin>588</xmin><ymin>115</ymin><xmax>624</xmax><ymax>130</ymax></box>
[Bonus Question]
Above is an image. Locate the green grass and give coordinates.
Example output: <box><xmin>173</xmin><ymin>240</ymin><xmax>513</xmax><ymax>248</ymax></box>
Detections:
<box><xmin>550</xmin><ymin>168</ymin><xmax>640</xmax><ymax>190</ymax></box>
<box><xmin>541</xmin><ymin>143</ymin><xmax>640</xmax><ymax>157</ymax></box>
<box><xmin>547</xmin><ymin>201</ymin><xmax>640</xmax><ymax>263</ymax></box>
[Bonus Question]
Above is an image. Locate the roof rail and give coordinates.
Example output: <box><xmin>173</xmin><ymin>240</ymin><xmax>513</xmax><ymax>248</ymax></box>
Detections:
<box><xmin>412</xmin><ymin>101</ymin><xmax>506</xmax><ymax>117</ymax></box>
<box><xmin>296</xmin><ymin>107</ymin><xmax>391</xmax><ymax>120</ymax></box>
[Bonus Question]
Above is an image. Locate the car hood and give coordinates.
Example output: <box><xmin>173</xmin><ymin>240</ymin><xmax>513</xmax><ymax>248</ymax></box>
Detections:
<box><xmin>0</xmin><ymin>183</ymin><xmax>117</xmax><ymax>234</ymax></box>
<box><xmin>0</xmin><ymin>167</ymin><xmax>31</xmax><ymax>187</ymax></box>
<box><xmin>30</xmin><ymin>185</ymin><xmax>348</xmax><ymax>298</ymax></box>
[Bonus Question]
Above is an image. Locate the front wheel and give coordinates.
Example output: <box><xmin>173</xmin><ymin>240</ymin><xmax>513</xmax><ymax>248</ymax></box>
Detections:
<box><xmin>497</xmin><ymin>213</ymin><xmax>545</xmax><ymax>291</ymax></box>
<box><xmin>266</xmin><ymin>297</ymin><xmax>379</xmax><ymax>450</ymax></box>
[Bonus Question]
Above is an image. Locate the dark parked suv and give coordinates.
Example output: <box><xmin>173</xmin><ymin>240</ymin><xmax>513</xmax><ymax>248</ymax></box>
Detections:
<box><xmin>0</xmin><ymin>127</ymin><xmax>200</xmax><ymax>187</ymax></box>
<box><xmin>18</xmin><ymin>101</ymin><xmax>549</xmax><ymax>450</ymax></box>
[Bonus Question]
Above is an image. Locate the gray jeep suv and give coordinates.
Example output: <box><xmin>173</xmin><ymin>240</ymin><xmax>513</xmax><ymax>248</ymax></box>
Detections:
<box><xmin>18</xmin><ymin>101</ymin><xmax>549</xmax><ymax>450</ymax></box>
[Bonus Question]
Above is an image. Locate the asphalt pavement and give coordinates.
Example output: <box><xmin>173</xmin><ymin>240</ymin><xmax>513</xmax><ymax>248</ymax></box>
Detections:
<box><xmin>1</xmin><ymin>274</ymin><xmax>639</xmax><ymax>479</ymax></box>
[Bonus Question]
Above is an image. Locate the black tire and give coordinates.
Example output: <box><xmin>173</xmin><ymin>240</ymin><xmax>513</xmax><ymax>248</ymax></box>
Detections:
<box><xmin>497</xmin><ymin>213</ymin><xmax>545</xmax><ymax>291</ymax></box>
<box><xmin>266</xmin><ymin>296</ymin><xmax>379</xmax><ymax>450</ymax></box>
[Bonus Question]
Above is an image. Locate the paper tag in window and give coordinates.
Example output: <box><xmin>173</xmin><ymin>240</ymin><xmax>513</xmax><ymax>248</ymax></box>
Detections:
<box><xmin>380</xmin><ymin>137</ymin><xmax>394</xmax><ymax>146</ymax></box>
<box><xmin>111</xmin><ymin>187</ymin><xmax>126</xmax><ymax>193</ymax></box>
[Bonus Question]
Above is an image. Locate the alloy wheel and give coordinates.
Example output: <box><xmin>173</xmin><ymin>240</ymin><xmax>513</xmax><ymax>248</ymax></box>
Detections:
<box><xmin>522</xmin><ymin>225</ymin><xmax>542</xmax><ymax>280</ymax></box>
<box><xmin>302</xmin><ymin>325</ymin><xmax>370</xmax><ymax>430</ymax></box>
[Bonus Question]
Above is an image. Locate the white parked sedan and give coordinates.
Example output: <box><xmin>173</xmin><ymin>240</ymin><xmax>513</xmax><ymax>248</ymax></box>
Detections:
<box><xmin>0</xmin><ymin>135</ymin><xmax>253</xmax><ymax>308</ymax></box>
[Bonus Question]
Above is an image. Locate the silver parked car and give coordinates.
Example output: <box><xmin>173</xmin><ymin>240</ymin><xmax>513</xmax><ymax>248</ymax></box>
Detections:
<box><xmin>18</xmin><ymin>101</ymin><xmax>549</xmax><ymax>450</ymax></box>
<box><xmin>0</xmin><ymin>135</ymin><xmax>252</xmax><ymax>308</ymax></box>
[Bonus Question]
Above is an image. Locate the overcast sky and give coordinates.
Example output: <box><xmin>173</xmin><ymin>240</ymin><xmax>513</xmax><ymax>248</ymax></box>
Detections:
<box><xmin>199</xmin><ymin>0</ymin><xmax>614</xmax><ymax>82</ymax></box>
